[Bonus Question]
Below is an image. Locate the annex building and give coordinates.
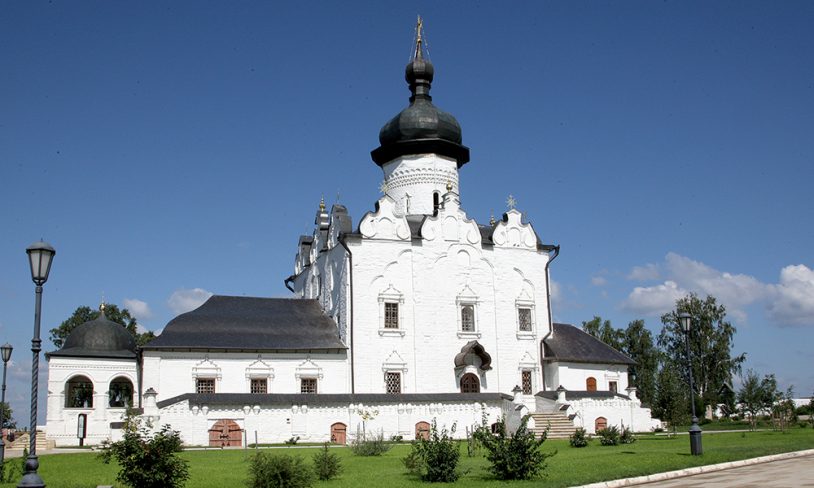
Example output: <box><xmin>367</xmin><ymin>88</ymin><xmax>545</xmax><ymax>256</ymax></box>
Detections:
<box><xmin>45</xmin><ymin>24</ymin><xmax>660</xmax><ymax>447</ymax></box>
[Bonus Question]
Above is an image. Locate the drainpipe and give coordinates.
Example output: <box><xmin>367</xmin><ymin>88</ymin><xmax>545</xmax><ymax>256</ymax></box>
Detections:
<box><xmin>137</xmin><ymin>346</ymin><xmax>143</xmax><ymax>409</ymax></box>
<box><xmin>284</xmin><ymin>275</ymin><xmax>296</xmax><ymax>294</ymax></box>
<box><xmin>338</xmin><ymin>235</ymin><xmax>355</xmax><ymax>394</ymax></box>
<box><xmin>540</xmin><ymin>244</ymin><xmax>560</xmax><ymax>392</ymax></box>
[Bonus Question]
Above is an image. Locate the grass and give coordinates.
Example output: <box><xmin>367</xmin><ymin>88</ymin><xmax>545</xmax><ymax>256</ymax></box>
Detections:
<box><xmin>2</xmin><ymin>428</ymin><xmax>812</xmax><ymax>488</ymax></box>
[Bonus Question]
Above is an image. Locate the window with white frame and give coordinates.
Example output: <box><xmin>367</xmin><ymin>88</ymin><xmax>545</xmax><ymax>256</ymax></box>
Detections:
<box><xmin>518</xmin><ymin>307</ymin><xmax>533</xmax><ymax>332</ymax></box>
<box><xmin>456</xmin><ymin>285</ymin><xmax>480</xmax><ymax>337</ymax></box>
<box><xmin>378</xmin><ymin>284</ymin><xmax>405</xmax><ymax>336</ymax></box>
<box><xmin>385</xmin><ymin>372</ymin><xmax>401</xmax><ymax>394</ymax></box>
<box><xmin>196</xmin><ymin>378</ymin><xmax>215</xmax><ymax>394</ymax></box>
<box><xmin>515</xmin><ymin>292</ymin><xmax>536</xmax><ymax>338</ymax></box>
<box><xmin>521</xmin><ymin>370</ymin><xmax>533</xmax><ymax>395</ymax></box>
<box><xmin>250</xmin><ymin>378</ymin><xmax>267</xmax><ymax>394</ymax></box>
<box><xmin>301</xmin><ymin>377</ymin><xmax>318</xmax><ymax>394</ymax></box>
<box><xmin>384</xmin><ymin>302</ymin><xmax>399</xmax><ymax>329</ymax></box>
<box><xmin>461</xmin><ymin>304</ymin><xmax>476</xmax><ymax>332</ymax></box>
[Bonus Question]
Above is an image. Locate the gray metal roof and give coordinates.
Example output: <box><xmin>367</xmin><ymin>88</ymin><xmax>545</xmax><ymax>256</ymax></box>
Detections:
<box><xmin>157</xmin><ymin>392</ymin><xmax>512</xmax><ymax>409</ymax></box>
<box><xmin>543</xmin><ymin>323</ymin><xmax>635</xmax><ymax>365</ymax></box>
<box><xmin>143</xmin><ymin>296</ymin><xmax>346</xmax><ymax>352</ymax></box>
<box><xmin>48</xmin><ymin>313</ymin><xmax>137</xmax><ymax>360</ymax></box>
<box><xmin>535</xmin><ymin>390</ymin><xmax>631</xmax><ymax>400</ymax></box>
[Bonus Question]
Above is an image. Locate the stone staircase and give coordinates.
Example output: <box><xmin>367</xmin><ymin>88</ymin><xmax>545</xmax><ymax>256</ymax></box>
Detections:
<box><xmin>5</xmin><ymin>431</ymin><xmax>55</xmax><ymax>451</ymax></box>
<box><xmin>529</xmin><ymin>412</ymin><xmax>576</xmax><ymax>439</ymax></box>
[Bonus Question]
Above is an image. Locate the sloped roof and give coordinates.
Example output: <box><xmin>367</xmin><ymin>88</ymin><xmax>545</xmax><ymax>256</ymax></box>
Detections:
<box><xmin>48</xmin><ymin>312</ymin><xmax>137</xmax><ymax>360</ymax></box>
<box><xmin>157</xmin><ymin>392</ymin><xmax>511</xmax><ymax>409</ymax></box>
<box><xmin>543</xmin><ymin>323</ymin><xmax>635</xmax><ymax>365</ymax></box>
<box><xmin>143</xmin><ymin>296</ymin><xmax>346</xmax><ymax>352</ymax></box>
<box><xmin>535</xmin><ymin>390</ymin><xmax>631</xmax><ymax>401</ymax></box>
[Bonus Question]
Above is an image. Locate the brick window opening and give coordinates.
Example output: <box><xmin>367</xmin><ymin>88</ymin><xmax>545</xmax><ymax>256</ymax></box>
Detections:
<box><xmin>385</xmin><ymin>372</ymin><xmax>401</xmax><ymax>394</ymax></box>
<box><xmin>461</xmin><ymin>305</ymin><xmax>475</xmax><ymax>332</ymax></box>
<box><xmin>301</xmin><ymin>377</ymin><xmax>317</xmax><ymax>394</ymax></box>
<box><xmin>609</xmin><ymin>381</ymin><xmax>618</xmax><ymax>394</ymax></box>
<box><xmin>196</xmin><ymin>378</ymin><xmax>215</xmax><ymax>394</ymax></box>
<box><xmin>384</xmin><ymin>302</ymin><xmax>399</xmax><ymax>329</ymax></box>
<box><xmin>518</xmin><ymin>307</ymin><xmax>533</xmax><ymax>331</ymax></box>
<box><xmin>251</xmin><ymin>378</ymin><xmax>268</xmax><ymax>394</ymax></box>
<box><xmin>521</xmin><ymin>370</ymin><xmax>532</xmax><ymax>394</ymax></box>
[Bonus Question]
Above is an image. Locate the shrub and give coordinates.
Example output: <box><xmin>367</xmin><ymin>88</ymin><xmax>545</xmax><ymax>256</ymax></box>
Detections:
<box><xmin>390</xmin><ymin>434</ymin><xmax>403</xmax><ymax>443</ymax></box>
<box><xmin>284</xmin><ymin>436</ymin><xmax>300</xmax><ymax>445</ymax></box>
<box><xmin>312</xmin><ymin>443</ymin><xmax>342</xmax><ymax>481</ymax></box>
<box><xmin>597</xmin><ymin>426</ymin><xmax>620</xmax><ymax>446</ymax></box>
<box><xmin>350</xmin><ymin>429</ymin><xmax>391</xmax><ymax>456</ymax></box>
<box><xmin>99</xmin><ymin>411</ymin><xmax>189</xmax><ymax>488</ymax></box>
<box><xmin>569</xmin><ymin>427</ymin><xmax>590</xmax><ymax>448</ymax></box>
<box><xmin>246</xmin><ymin>451</ymin><xmax>314</xmax><ymax>488</ymax></box>
<box><xmin>474</xmin><ymin>417</ymin><xmax>555</xmax><ymax>480</ymax></box>
<box><xmin>620</xmin><ymin>426</ymin><xmax>636</xmax><ymax>444</ymax></box>
<box><xmin>403</xmin><ymin>419</ymin><xmax>461</xmax><ymax>482</ymax></box>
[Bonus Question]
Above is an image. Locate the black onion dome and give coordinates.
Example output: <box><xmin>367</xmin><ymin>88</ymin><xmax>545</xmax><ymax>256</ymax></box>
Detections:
<box><xmin>49</xmin><ymin>309</ymin><xmax>137</xmax><ymax>359</ymax></box>
<box><xmin>371</xmin><ymin>29</ymin><xmax>470</xmax><ymax>167</ymax></box>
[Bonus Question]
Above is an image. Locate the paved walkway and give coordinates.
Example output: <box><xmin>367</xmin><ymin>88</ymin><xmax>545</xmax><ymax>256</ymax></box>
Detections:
<box><xmin>637</xmin><ymin>455</ymin><xmax>814</xmax><ymax>487</ymax></box>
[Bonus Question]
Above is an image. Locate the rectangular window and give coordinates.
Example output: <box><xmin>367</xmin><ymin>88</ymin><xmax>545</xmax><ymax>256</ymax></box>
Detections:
<box><xmin>518</xmin><ymin>307</ymin><xmax>533</xmax><ymax>332</ymax></box>
<box><xmin>385</xmin><ymin>372</ymin><xmax>401</xmax><ymax>394</ymax></box>
<box><xmin>609</xmin><ymin>381</ymin><xmax>618</xmax><ymax>394</ymax></box>
<box><xmin>196</xmin><ymin>378</ymin><xmax>215</xmax><ymax>394</ymax></box>
<box><xmin>461</xmin><ymin>304</ymin><xmax>475</xmax><ymax>332</ymax></box>
<box><xmin>301</xmin><ymin>377</ymin><xmax>317</xmax><ymax>394</ymax></box>
<box><xmin>384</xmin><ymin>302</ymin><xmax>399</xmax><ymax>328</ymax></box>
<box><xmin>521</xmin><ymin>370</ymin><xmax>532</xmax><ymax>395</ymax></box>
<box><xmin>250</xmin><ymin>378</ymin><xmax>267</xmax><ymax>394</ymax></box>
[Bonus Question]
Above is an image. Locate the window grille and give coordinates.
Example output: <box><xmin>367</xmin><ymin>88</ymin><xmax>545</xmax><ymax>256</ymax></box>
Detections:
<box><xmin>301</xmin><ymin>377</ymin><xmax>317</xmax><ymax>394</ymax></box>
<box><xmin>196</xmin><ymin>378</ymin><xmax>215</xmax><ymax>394</ymax></box>
<box><xmin>385</xmin><ymin>372</ymin><xmax>401</xmax><ymax>394</ymax></box>
<box><xmin>521</xmin><ymin>370</ymin><xmax>532</xmax><ymax>395</ymax></box>
<box><xmin>460</xmin><ymin>373</ymin><xmax>480</xmax><ymax>393</ymax></box>
<box><xmin>518</xmin><ymin>307</ymin><xmax>532</xmax><ymax>331</ymax></box>
<box><xmin>609</xmin><ymin>381</ymin><xmax>618</xmax><ymax>394</ymax></box>
<box><xmin>251</xmin><ymin>378</ymin><xmax>268</xmax><ymax>394</ymax></box>
<box><xmin>384</xmin><ymin>302</ymin><xmax>399</xmax><ymax>328</ymax></box>
<box><xmin>461</xmin><ymin>305</ymin><xmax>475</xmax><ymax>332</ymax></box>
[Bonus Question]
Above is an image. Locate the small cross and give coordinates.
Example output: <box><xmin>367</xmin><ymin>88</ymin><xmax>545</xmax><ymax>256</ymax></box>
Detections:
<box><xmin>506</xmin><ymin>194</ymin><xmax>517</xmax><ymax>210</ymax></box>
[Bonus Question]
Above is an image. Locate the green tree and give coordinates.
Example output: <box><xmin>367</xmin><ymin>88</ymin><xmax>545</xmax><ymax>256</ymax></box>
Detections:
<box><xmin>622</xmin><ymin>319</ymin><xmax>659</xmax><ymax>406</ymax></box>
<box><xmin>50</xmin><ymin>304</ymin><xmax>155</xmax><ymax>349</ymax></box>
<box><xmin>653</xmin><ymin>363</ymin><xmax>688</xmax><ymax>432</ymax></box>
<box><xmin>737</xmin><ymin>369</ymin><xmax>778</xmax><ymax>430</ymax></box>
<box><xmin>0</xmin><ymin>402</ymin><xmax>14</xmax><ymax>429</ymax></box>
<box><xmin>659</xmin><ymin>294</ymin><xmax>745</xmax><ymax>411</ymax></box>
<box><xmin>582</xmin><ymin>316</ymin><xmax>624</xmax><ymax>351</ymax></box>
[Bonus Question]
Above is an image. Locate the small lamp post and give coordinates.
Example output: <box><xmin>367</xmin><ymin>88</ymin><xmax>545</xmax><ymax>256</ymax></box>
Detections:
<box><xmin>679</xmin><ymin>312</ymin><xmax>703</xmax><ymax>455</ymax></box>
<box><xmin>20</xmin><ymin>241</ymin><xmax>55</xmax><ymax>488</ymax></box>
<box><xmin>0</xmin><ymin>343</ymin><xmax>12</xmax><ymax>466</ymax></box>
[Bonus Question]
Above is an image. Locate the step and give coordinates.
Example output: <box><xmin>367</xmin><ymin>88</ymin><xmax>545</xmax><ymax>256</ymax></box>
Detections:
<box><xmin>529</xmin><ymin>413</ymin><xmax>576</xmax><ymax>439</ymax></box>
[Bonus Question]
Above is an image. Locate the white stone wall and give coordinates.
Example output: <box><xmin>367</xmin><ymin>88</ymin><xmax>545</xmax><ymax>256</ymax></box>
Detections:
<box><xmin>554</xmin><ymin>361</ymin><xmax>629</xmax><ymax>393</ymax></box>
<box><xmin>46</xmin><ymin>356</ymin><xmax>137</xmax><ymax>446</ymax></box>
<box><xmin>566</xmin><ymin>397</ymin><xmax>661</xmax><ymax>434</ymax></box>
<box><xmin>141</xmin><ymin>351</ymin><xmax>349</xmax><ymax>400</ymax></box>
<box><xmin>381</xmin><ymin>154</ymin><xmax>459</xmax><ymax>216</ymax></box>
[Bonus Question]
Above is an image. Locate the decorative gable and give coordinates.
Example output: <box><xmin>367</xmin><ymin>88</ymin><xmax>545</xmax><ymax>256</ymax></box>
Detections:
<box><xmin>420</xmin><ymin>192</ymin><xmax>481</xmax><ymax>245</ymax></box>
<box><xmin>295</xmin><ymin>357</ymin><xmax>324</xmax><ymax>380</ymax></box>
<box><xmin>492</xmin><ymin>209</ymin><xmax>538</xmax><ymax>250</ymax></box>
<box><xmin>359</xmin><ymin>196</ymin><xmax>411</xmax><ymax>240</ymax></box>
<box><xmin>245</xmin><ymin>357</ymin><xmax>275</xmax><ymax>379</ymax></box>
<box><xmin>192</xmin><ymin>357</ymin><xmax>221</xmax><ymax>379</ymax></box>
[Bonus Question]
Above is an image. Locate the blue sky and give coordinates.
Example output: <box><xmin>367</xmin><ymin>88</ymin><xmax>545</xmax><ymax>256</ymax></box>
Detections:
<box><xmin>2</xmin><ymin>1</ymin><xmax>813</xmax><ymax>425</ymax></box>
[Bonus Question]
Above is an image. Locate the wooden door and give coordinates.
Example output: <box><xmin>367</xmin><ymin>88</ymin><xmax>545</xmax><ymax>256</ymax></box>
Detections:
<box><xmin>415</xmin><ymin>421</ymin><xmax>430</xmax><ymax>441</ymax></box>
<box><xmin>208</xmin><ymin>419</ymin><xmax>242</xmax><ymax>447</ymax></box>
<box><xmin>595</xmin><ymin>417</ymin><xmax>607</xmax><ymax>432</ymax></box>
<box><xmin>586</xmin><ymin>377</ymin><xmax>597</xmax><ymax>391</ymax></box>
<box><xmin>330</xmin><ymin>422</ymin><xmax>347</xmax><ymax>445</ymax></box>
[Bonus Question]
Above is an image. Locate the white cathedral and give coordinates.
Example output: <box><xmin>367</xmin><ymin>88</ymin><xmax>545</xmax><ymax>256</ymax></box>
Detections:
<box><xmin>45</xmin><ymin>25</ymin><xmax>660</xmax><ymax>448</ymax></box>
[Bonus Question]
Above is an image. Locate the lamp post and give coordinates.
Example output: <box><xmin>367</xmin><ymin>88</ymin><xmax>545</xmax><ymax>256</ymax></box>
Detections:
<box><xmin>20</xmin><ymin>241</ymin><xmax>55</xmax><ymax>488</ymax></box>
<box><xmin>679</xmin><ymin>312</ymin><xmax>702</xmax><ymax>455</ymax></box>
<box><xmin>0</xmin><ymin>343</ymin><xmax>12</xmax><ymax>467</ymax></box>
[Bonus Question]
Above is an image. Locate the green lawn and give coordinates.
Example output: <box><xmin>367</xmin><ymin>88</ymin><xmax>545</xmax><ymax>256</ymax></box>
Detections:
<box><xmin>4</xmin><ymin>428</ymin><xmax>813</xmax><ymax>488</ymax></box>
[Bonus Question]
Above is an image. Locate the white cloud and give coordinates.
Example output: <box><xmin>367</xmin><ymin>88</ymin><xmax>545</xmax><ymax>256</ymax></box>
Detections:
<box><xmin>167</xmin><ymin>288</ymin><xmax>214</xmax><ymax>314</ymax></box>
<box><xmin>123</xmin><ymin>298</ymin><xmax>153</xmax><ymax>321</ymax></box>
<box><xmin>622</xmin><ymin>254</ymin><xmax>814</xmax><ymax>327</ymax></box>
<box><xmin>767</xmin><ymin>265</ymin><xmax>814</xmax><ymax>327</ymax></box>
<box><xmin>628</xmin><ymin>263</ymin><xmax>661</xmax><ymax>281</ymax></box>
<box><xmin>549</xmin><ymin>280</ymin><xmax>562</xmax><ymax>305</ymax></box>
<box><xmin>591</xmin><ymin>276</ymin><xmax>608</xmax><ymax>287</ymax></box>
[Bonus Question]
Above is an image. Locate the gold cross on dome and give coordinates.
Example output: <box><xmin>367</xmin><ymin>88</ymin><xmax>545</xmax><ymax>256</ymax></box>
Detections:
<box><xmin>506</xmin><ymin>194</ymin><xmax>517</xmax><ymax>210</ymax></box>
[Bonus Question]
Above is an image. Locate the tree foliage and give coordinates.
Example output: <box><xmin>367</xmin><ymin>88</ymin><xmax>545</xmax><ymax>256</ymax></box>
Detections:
<box><xmin>403</xmin><ymin>420</ymin><xmax>461</xmax><ymax>482</ymax></box>
<box><xmin>653</xmin><ymin>364</ymin><xmax>688</xmax><ymax>431</ymax></box>
<box><xmin>737</xmin><ymin>369</ymin><xmax>779</xmax><ymax>431</ymax></box>
<box><xmin>50</xmin><ymin>303</ymin><xmax>155</xmax><ymax>349</ymax></box>
<box><xmin>99</xmin><ymin>411</ymin><xmax>189</xmax><ymax>488</ymax></box>
<box><xmin>474</xmin><ymin>417</ymin><xmax>554</xmax><ymax>481</ymax></box>
<box><xmin>582</xmin><ymin>316</ymin><xmax>624</xmax><ymax>351</ymax></box>
<box><xmin>0</xmin><ymin>402</ymin><xmax>14</xmax><ymax>429</ymax></box>
<box><xmin>246</xmin><ymin>451</ymin><xmax>314</xmax><ymax>488</ymax></box>
<box><xmin>659</xmin><ymin>294</ymin><xmax>746</xmax><ymax>409</ymax></box>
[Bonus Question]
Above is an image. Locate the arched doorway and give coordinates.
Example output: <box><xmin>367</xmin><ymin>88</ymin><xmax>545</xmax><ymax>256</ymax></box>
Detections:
<box><xmin>586</xmin><ymin>377</ymin><xmax>597</xmax><ymax>391</ymax></box>
<box><xmin>208</xmin><ymin>419</ymin><xmax>242</xmax><ymax>447</ymax></box>
<box><xmin>595</xmin><ymin>417</ymin><xmax>607</xmax><ymax>432</ymax></box>
<box><xmin>65</xmin><ymin>375</ymin><xmax>94</xmax><ymax>408</ymax></box>
<box><xmin>331</xmin><ymin>422</ymin><xmax>347</xmax><ymax>444</ymax></box>
<box><xmin>415</xmin><ymin>421</ymin><xmax>430</xmax><ymax>441</ymax></box>
<box><xmin>460</xmin><ymin>373</ymin><xmax>480</xmax><ymax>393</ymax></box>
<box><xmin>108</xmin><ymin>376</ymin><xmax>134</xmax><ymax>408</ymax></box>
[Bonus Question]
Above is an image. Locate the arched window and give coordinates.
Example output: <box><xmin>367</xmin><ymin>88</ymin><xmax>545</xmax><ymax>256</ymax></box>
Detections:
<box><xmin>586</xmin><ymin>377</ymin><xmax>597</xmax><ymax>391</ymax></box>
<box><xmin>65</xmin><ymin>376</ymin><xmax>94</xmax><ymax>408</ymax></box>
<box><xmin>108</xmin><ymin>377</ymin><xmax>134</xmax><ymax>408</ymax></box>
<box><xmin>595</xmin><ymin>417</ymin><xmax>608</xmax><ymax>432</ymax></box>
<box><xmin>460</xmin><ymin>373</ymin><xmax>480</xmax><ymax>393</ymax></box>
<box><xmin>460</xmin><ymin>305</ymin><xmax>475</xmax><ymax>332</ymax></box>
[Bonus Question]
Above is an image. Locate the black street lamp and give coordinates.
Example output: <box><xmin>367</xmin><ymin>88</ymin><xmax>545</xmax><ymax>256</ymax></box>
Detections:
<box><xmin>20</xmin><ymin>241</ymin><xmax>55</xmax><ymax>488</ymax></box>
<box><xmin>0</xmin><ymin>343</ymin><xmax>12</xmax><ymax>467</ymax></box>
<box><xmin>679</xmin><ymin>312</ymin><xmax>703</xmax><ymax>456</ymax></box>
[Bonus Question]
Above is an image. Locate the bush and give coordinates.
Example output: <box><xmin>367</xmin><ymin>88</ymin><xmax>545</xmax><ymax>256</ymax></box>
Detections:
<box><xmin>403</xmin><ymin>419</ymin><xmax>460</xmax><ymax>482</ymax></box>
<box><xmin>620</xmin><ymin>426</ymin><xmax>636</xmax><ymax>444</ymax></box>
<box><xmin>390</xmin><ymin>434</ymin><xmax>403</xmax><ymax>443</ymax></box>
<box><xmin>569</xmin><ymin>427</ymin><xmax>590</xmax><ymax>448</ymax></box>
<box><xmin>597</xmin><ymin>426</ymin><xmax>620</xmax><ymax>446</ymax></box>
<box><xmin>284</xmin><ymin>436</ymin><xmax>300</xmax><ymax>445</ymax></box>
<box><xmin>312</xmin><ymin>443</ymin><xmax>342</xmax><ymax>481</ymax></box>
<box><xmin>99</xmin><ymin>412</ymin><xmax>189</xmax><ymax>488</ymax></box>
<box><xmin>247</xmin><ymin>451</ymin><xmax>314</xmax><ymax>488</ymax></box>
<box><xmin>474</xmin><ymin>417</ymin><xmax>555</xmax><ymax>480</ymax></box>
<box><xmin>350</xmin><ymin>429</ymin><xmax>392</xmax><ymax>456</ymax></box>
